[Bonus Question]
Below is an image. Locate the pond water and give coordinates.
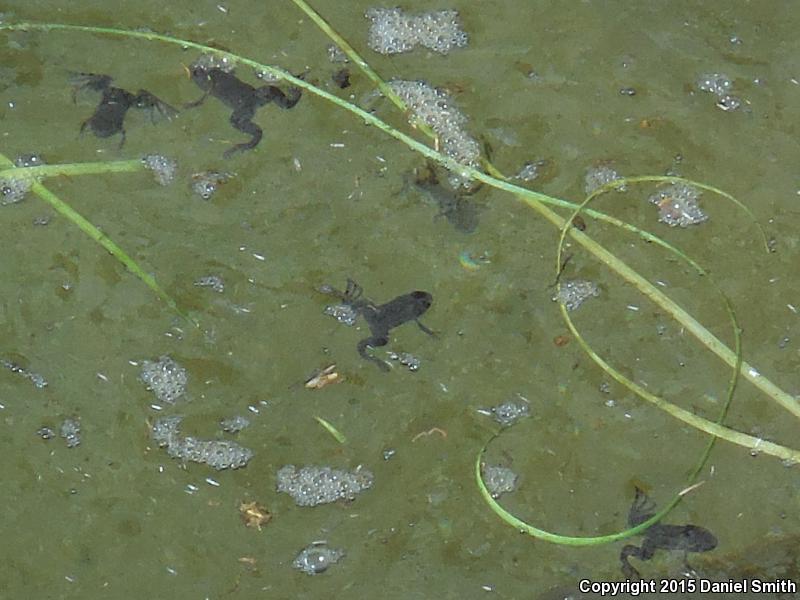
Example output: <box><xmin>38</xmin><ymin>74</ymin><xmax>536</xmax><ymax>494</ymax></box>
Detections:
<box><xmin>1</xmin><ymin>1</ymin><xmax>799</xmax><ymax>598</ymax></box>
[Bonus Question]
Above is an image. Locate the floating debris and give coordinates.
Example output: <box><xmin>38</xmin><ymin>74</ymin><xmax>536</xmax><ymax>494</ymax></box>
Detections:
<box><xmin>314</xmin><ymin>416</ymin><xmax>347</xmax><ymax>444</ymax></box>
<box><xmin>479</xmin><ymin>397</ymin><xmax>530</xmax><ymax>427</ymax></box>
<box><xmin>696</xmin><ymin>72</ymin><xmax>742</xmax><ymax>112</ymax></box>
<box><xmin>584</xmin><ymin>164</ymin><xmax>626</xmax><ymax>195</ymax></box>
<box><xmin>59</xmin><ymin>417</ymin><xmax>81</xmax><ymax>448</ymax></box>
<box><xmin>386</xmin><ymin>351</ymin><xmax>421</xmax><ymax>371</ymax></box>
<box><xmin>648</xmin><ymin>183</ymin><xmax>708</xmax><ymax>227</ymax></box>
<box><xmin>366</xmin><ymin>7</ymin><xmax>468</xmax><ymax>55</ymax></box>
<box><xmin>151</xmin><ymin>415</ymin><xmax>253</xmax><ymax>470</ymax></box>
<box><xmin>304</xmin><ymin>364</ymin><xmax>343</xmax><ymax>389</ymax></box>
<box><xmin>481</xmin><ymin>464</ymin><xmax>518</xmax><ymax>499</ymax></box>
<box><xmin>331</xmin><ymin>68</ymin><xmax>351</xmax><ymax>89</ymax></box>
<box><xmin>190</xmin><ymin>170</ymin><xmax>234</xmax><ymax>200</ymax></box>
<box><xmin>388</xmin><ymin>79</ymin><xmax>480</xmax><ymax>187</ymax></box>
<box><xmin>293</xmin><ymin>541</ymin><xmax>345</xmax><ymax>575</ymax></box>
<box><xmin>0</xmin><ymin>358</ymin><xmax>48</xmax><ymax>388</ymax></box>
<box><xmin>458</xmin><ymin>250</ymin><xmax>491</xmax><ymax>271</ymax></box>
<box><xmin>323</xmin><ymin>303</ymin><xmax>358</xmax><ymax>326</ymax></box>
<box><xmin>194</xmin><ymin>274</ymin><xmax>225</xmax><ymax>293</ymax></box>
<box><xmin>239</xmin><ymin>500</ymin><xmax>271</xmax><ymax>530</ymax></box>
<box><xmin>220</xmin><ymin>415</ymin><xmax>250</xmax><ymax>433</ymax></box>
<box><xmin>141</xmin><ymin>154</ymin><xmax>177</xmax><ymax>186</ymax></box>
<box><xmin>276</xmin><ymin>464</ymin><xmax>373</xmax><ymax>507</ymax></box>
<box><xmin>553</xmin><ymin>279</ymin><xmax>600</xmax><ymax>311</ymax></box>
<box><xmin>139</xmin><ymin>355</ymin><xmax>188</xmax><ymax>405</ymax></box>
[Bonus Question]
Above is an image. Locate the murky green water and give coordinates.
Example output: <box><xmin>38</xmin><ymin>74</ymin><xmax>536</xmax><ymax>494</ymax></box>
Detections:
<box><xmin>2</xmin><ymin>1</ymin><xmax>799</xmax><ymax>598</ymax></box>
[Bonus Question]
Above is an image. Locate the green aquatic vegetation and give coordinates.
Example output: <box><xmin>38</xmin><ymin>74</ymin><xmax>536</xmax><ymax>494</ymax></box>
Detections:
<box><xmin>0</xmin><ymin>153</ymin><xmax>191</xmax><ymax>323</ymax></box>
<box><xmin>1</xmin><ymin>1</ymin><xmax>798</xmax><ymax>548</ymax></box>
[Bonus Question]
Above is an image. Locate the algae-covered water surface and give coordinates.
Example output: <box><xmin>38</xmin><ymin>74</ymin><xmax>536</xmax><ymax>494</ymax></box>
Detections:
<box><xmin>2</xmin><ymin>1</ymin><xmax>800</xmax><ymax>598</ymax></box>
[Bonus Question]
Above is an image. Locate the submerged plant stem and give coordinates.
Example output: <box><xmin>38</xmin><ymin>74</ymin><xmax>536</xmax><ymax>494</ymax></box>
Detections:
<box><xmin>0</xmin><ymin>159</ymin><xmax>144</xmax><ymax>181</ymax></box>
<box><xmin>0</xmin><ymin>153</ymin><xmax>192</xmax><ymax>325</ymax></box>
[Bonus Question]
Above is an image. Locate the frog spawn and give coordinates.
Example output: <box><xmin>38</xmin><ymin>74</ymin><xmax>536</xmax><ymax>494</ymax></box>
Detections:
<box><xmin>477</xmin><ymin>397</ymin><xmax>531</xmax><ymax>427</ymax></box>
<box><xmin>139</xmin><ymin>355</ymin><xmax>188</xmax><ymax>405</ymax></box>
<box><xmin>648</xmin><ymin>182</ymin><xmax>708</xmax><ymax>227</ymax></box>
<box><xmin>151</xmin><ymin>415</ymin><xmax>253</xmax><ymax>471</ymax></box>
<box><xmin>366</xmin><ymin>7</ymin><xmax>468</xmax><ymax>55</ymax></box>
<box><xmin>387</xmin><ymin>79</ymin><xmax>481</xmax><ymax>188</ymax></box>
<box><xmin>276</xmin><ymin>464</ymin><xmax>374</xmax><ymax>507</ymax></box>
<box><xmin>696</xmin><ymin>72</ymin><xmax>742</xmax><ymax>112</ymax></box>
<box><xmin>141</xmin><ymin>154</ymin><xmax>177</xmax><ymax>186</ymax></box>
<box><xmin>0</xmin><ymin>153</ymin><xmax>46</xmax><ymax>206</ymax></box>
<box><xmin>190</xmin><ymin>170</ymin><xmax>234</xmax><ymax>200</ymax></box>
<box><xmin>293</xmin><ymin>542</ymin><xmax>345</xmax><ymax>575</ymax></box>
<box><xmin>584</xmin><ymin>164</ymin><xmax>626</xmax><ymax>195</ymax></box>
<box><xmin>553</xmin><ymin>279</ymin><xmax>600</xmax><ymax>311</ymax></box>
<box><xmin>481</xmin><ymin>464</ymin><xmax>518</xmax><ymax>499</ymax></box>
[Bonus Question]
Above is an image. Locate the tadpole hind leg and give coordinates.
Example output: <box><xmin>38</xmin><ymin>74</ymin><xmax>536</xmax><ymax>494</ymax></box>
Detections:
<box><xmin>263</xmin><ymin>85</ymin><xmax>301</xmax><ymax>109</ymax></box>
<box><xmin>69</xmin><ymin>72</ymin><xmax>112</xmax><ymax>98</ymax></box>
<box><xmin>223</xmin><ymin>109</ymin><xmax>262</xmax><ymax>158</ymax></box>
<box><xmin>357</xmin><ymin>337</ymin><xmax>390</xmax><ymax>371</ymax></box>
<box><xmin>345</xmin><ymin>279</ymin><xmax>363</xmax><ymax>302</ymax></box>
<box><xmin>619</xmin><ymin>546</ymin><xmax>643</xmax><ymax>580</ymax></box>
<box><xmin>134</xmin><ymin>91</ymin><xmax>178</xmax><ymax>122</ymax></box>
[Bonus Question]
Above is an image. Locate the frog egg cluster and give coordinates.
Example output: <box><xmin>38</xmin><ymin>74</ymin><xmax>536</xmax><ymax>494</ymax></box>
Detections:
<box><xmin>151</xmin><ymin>414</ymin><xmax>183</xmax><ymax>446</ymax></box>
<box><xmin>36</xmin><ymin>426</ymin><xmax>55</xmax><ymax>440</ymax></box>
<box><xmin>327</xmin><ymin>44</ymin><xmax>348</xmax><ymax>64</ymax></box>
<box><xmin>14</xmin><ymin>153</ymin><xmax>45</xmax><ymax>168</ymax></box>
<box><xmin>139</xmin><ymin>355</ymin><xmax>188</xmax><ymax>405</ymax></box>
<box><xmin>514</xmin><ymin>159</ymin><xmax>547</xmax><ymax>182</ymax></box>
<box><xmin>293</xmin><ymin>542</ymin><xmax>345</xmax><ymax>575</ymax></box>
<box><xmin>0</xmin><ymin>176</ymin><xmax>33</xmax><ymax>205</ymax></box>
<box><xmin>151</xmin><ymin>415</ymin><xmax>254</xmax><ymax>470</ymax></box>
<box><xmin>696</xmin><ymin>72</ymin><xmax>741</xmax><ymax>112</ymax></box>
<box><xmin>366</xmin><ymin>7</ymin><xmax>468</xmax><ymax>55</ymax></box>
<box><xmin>584</xmin><ymin>164</ymin><xmax>626</xmax><ymax>195</ymax></box>
<box><xmin>59</xmin><ymin>417</ymin><xmax>81</xmax><ymax>448</ymax></box>
<box><xmin>0</xmin><ymin>358</ymin><xmax>48</xmax><ymax>389</ymax></box>
<box><xmin>191</xmin><ymin>54</ymin><xmax>235</xmax><ymax>73</ymax></box>
<box><xmin>220</xmin><ymin>415</ymin><xmax>250</xmax><ymax>433</ymax></box>
<box><xmin>190</xmin><ymin>170</ymin><xmax>233</xmax><ymax>200</ymax></box>
<box><xmin>323</xmin><ymin>303</ymin><xmax>358</xmax><ymax>326</ymax></box>
<box><xmin>553</xmin><ymin>279</ymin><xmax>600</xmax><ymax>311</ymax></box>
<box><xmin>141</xmin><ymin>154</ymin><xmax>177</xmax><ymax>186</ymax></box>
<box><xmin>388</xmin><ymin>79</ymin><xmax>481</xmax><ymax>187</ymax></box>
<box><xmin>487</xmin><ymin>398</ymin><xmax>530</xmax><ymax>427</ymax></box>
<box><xmin>648</xmin><ymin>183</ymin><xmax>708</xmax><ymax>227</ymax></box>
<box><xmin>386</xmin><ymin>351</ymin><xmax>421</xmax><ymax>371</ymax></box>
<box><xmin>194</xmin><ymin>274</ymin><xmax>225</xmax><ymax>293</ymax></box>
<box><xmin>276</xmin><ymin>464</ymin><xmax>374</xmax><ymax>507</ymax></box>
<box><xmin>0</xmin><ymin>153</ymin><xmax>48</xmax><ymax>206</ymax></box>
<box><xmin>481</xmin><ymin>464</ymin><xmax>518</xmax><ymax>499</ymax></box>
